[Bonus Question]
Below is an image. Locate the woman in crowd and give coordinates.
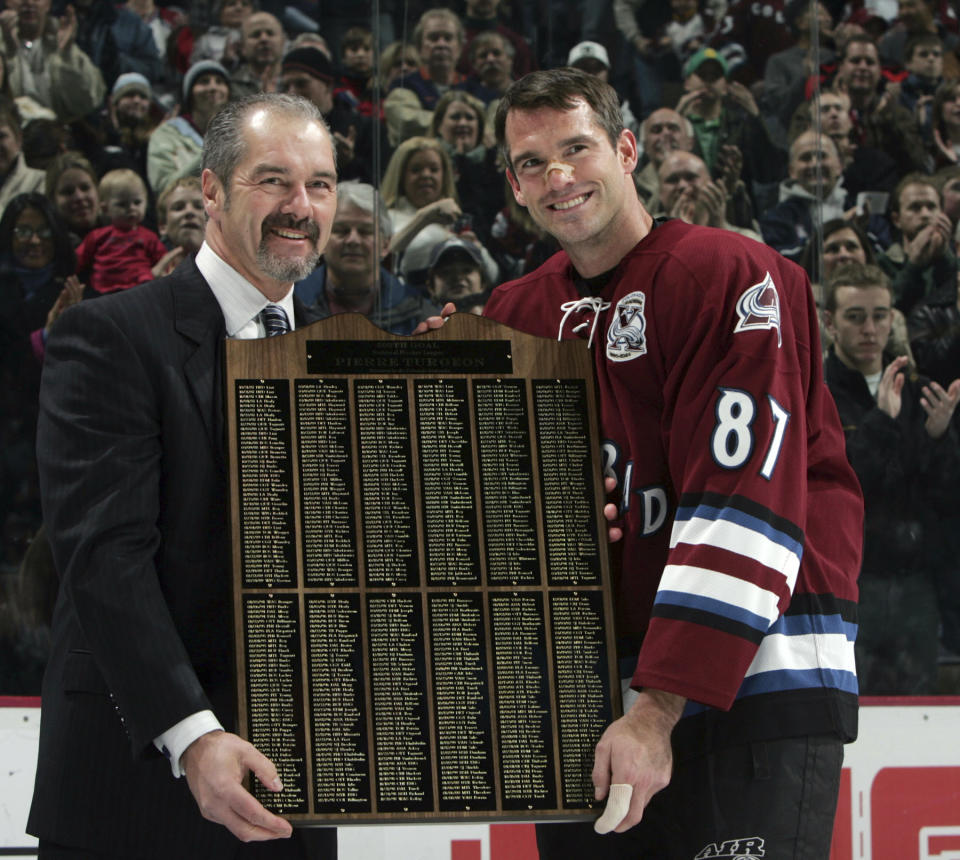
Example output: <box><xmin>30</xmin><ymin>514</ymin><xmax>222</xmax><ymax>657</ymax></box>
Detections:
<box><xmin>932</xmin><ymin>79</ymin><xmax>960</xmax><ymax>167</ymax></box>
<box><xmin>45</xmin><ymin>152</ymin><xmax>102</xmax><ymax>245</ymax></box>
<box><xmin>429</xmin><ymin>90</ymin><xmax>503</xmax><ymax>243</ymax></box>
<box><xmin>0</xmin><ymin>192</ymin><xmax>80</xmax><ymax>367</ymax></box>
<box><xmin>381</xmin><ymin>135</ymin><xmax>498</xmax><ymax>289</ymax></box>
<box><xmin>0</xmin><ymin>193</ymin><xmax>79</xmax><ymax>578</ymax></box>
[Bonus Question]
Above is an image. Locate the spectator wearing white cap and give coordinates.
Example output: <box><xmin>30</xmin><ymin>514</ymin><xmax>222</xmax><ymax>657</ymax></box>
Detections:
<box><xmin>567</xmin><ymin>40</ymin><xmax>640</xmax><ymax>136</ymax></box>
<box><xmin>147</xmin><ymin>60</ymin><xmax>231</xmax><ymax>194</ymax></box>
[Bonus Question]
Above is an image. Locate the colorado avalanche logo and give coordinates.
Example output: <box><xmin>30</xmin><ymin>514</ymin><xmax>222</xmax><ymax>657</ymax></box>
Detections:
<box><xmin>607</xmin><ymin>291</ymin><xmax>648</xmax><ymax>362</ymax></box>
<box><xmin>734</xmin><ymin>272</ymin><xmax>782</xmax><ymax>348</ymax></box>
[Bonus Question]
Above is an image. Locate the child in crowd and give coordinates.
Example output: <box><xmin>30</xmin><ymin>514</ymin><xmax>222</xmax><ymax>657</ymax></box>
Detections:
<box><xmin>336</xmin><ymin>26</ymin><xmax>378</xmax><ymax>117</ymax></box>
<box><xmin>75</xmin><ymin>169</ymin><xmax>172</xmax><ymax>295</ymax></box>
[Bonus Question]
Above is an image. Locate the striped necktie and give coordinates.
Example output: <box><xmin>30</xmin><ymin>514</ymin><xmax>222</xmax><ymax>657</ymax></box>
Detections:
<box><xmin>260</xmin><ymin>304</ymin><xmax>290</xmax><ymax>337</ymax></box>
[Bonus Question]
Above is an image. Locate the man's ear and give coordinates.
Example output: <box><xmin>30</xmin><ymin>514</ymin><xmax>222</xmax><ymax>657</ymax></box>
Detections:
<box><xmin>506</xmin><ymin>166</ymin><xmax>526</xmax><ymax>206</ymax></box>
<box><xmin>379</xmin><ymin>235</ymin><xmax>391</xmax><ymax>261</ymax></box>
<box><xmin>618</xmin><ymin>128</ymin><xmax>639</xmax><ymax>174</ymax></box>
<box><xmin>200</xmin><ymin>168</ymin><xmax>222</xmax><ymax>219</ymax></box>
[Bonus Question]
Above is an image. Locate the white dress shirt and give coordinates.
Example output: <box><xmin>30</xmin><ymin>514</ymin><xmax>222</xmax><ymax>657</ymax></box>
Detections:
<box><xmin>154</xmin><ymin>241</ymin><xmax>296</xmax><ymax>777</ymax></box>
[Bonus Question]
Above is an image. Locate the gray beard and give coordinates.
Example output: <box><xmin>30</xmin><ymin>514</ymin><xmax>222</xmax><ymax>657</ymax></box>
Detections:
<box><xmin>256</xmin><ymin>240</ymin><xmax>320</xmax><ymax>282</ymax></box>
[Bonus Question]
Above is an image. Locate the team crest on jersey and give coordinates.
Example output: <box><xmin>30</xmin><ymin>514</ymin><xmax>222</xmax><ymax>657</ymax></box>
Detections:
<box><xmin>734</xmin><ymin>272</ymin><xmax>782</xmax><ymax>348</ymax></box>
<box><xmin>693</xmin><ymin>836</ymin><xmax>766</xmax><ymax>858</ymax></box>
<box><xmin>607</xmin><ymin>291</ymin><xmax>647</xmax><ymax>361</ymax></box>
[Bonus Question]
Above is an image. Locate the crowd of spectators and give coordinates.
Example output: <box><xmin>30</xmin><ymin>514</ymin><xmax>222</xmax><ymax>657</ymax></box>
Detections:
<box><xmin>2</xmin><ymin>0</ymin><xmax>960</xmax><ymax>696</ymax></box>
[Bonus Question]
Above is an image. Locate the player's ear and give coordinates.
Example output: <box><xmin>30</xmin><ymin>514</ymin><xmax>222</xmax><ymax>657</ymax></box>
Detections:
<box><xmin>618</xmin><ymin>128</ymin><xmax>639</xmax><ymax>173</ymax></box>
<box><xmin>506</xmin><ymin>167</ymin><xmax>525</xmax><ymax>207</ymax></box>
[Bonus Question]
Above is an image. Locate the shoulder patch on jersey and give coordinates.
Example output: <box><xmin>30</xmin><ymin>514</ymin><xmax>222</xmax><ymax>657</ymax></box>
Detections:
<box><xmin>607</xmin><ymin>290</ymin><xmax>648</xmax><ymax>362</ymax></box>
<box><xmin>734</xmin><ymin>272</ymin><xmax>782</xmax><ymax>348</ymax></box>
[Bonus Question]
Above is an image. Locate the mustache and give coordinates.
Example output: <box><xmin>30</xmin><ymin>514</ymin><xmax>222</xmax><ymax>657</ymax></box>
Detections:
<box><xmin>261</xmin><ymin>214</ymin><xmax>320</xmax><ymax>242</ymax></box>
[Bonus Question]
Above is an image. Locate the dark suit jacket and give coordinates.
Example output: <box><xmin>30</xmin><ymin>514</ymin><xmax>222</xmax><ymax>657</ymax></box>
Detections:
<box><xmin>27</xmin><ymin>259</ymin><xmax>325</xmax><ymax>858</ymax></box>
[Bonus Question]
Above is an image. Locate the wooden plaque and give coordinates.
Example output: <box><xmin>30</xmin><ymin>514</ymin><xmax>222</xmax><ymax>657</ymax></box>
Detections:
<box><xmin>225</xmin><ymin>312</ymin><xmax>621</xmax><ymax>824</ymax></box>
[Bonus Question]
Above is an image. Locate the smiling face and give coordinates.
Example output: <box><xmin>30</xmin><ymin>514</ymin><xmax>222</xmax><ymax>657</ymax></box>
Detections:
<box><xmin>202</xmin><ymin>107</ymin><xmax>338</xmax><ymax>297</ymax></box>
<box><xmin>54</xmin><ymin>167</ymin><xmax>100</xmax><ymax>233</ymax></box>
<box><xmin>504</xmin><ymin>99</ymin><xmax>638</xmax><ymax>256</ymax></box>
<box><xmin>789</xmin><ymin>131</ymin><xmax>842</xmax><ymax>196</ymax></box>
<box><xmin>324</xmin><ymin>201</ymin><xmax>388</xmax><ymax>289</ymax></box>
<box><xmin>402</xmin><ymin>148</ymin><xmax>444</xmax><ymax>209</ymax></box>
<box><xmin>438</xmin><ymin>99</ymin><xmax>480</xmax><ymax>149</ymax></box>
<box><xmin>190</xmin><ymin>72</ymin><xmax>230</xmax><ymax>118</ymax></box>
<box><xmin>115</xmin><ymin>91</ymin><xmax>151</xmax><ymax>124</ymax></box>
<box><xmin>11</xmin><ymin>206</ymin><xmax>54</xmax><ymax>269</ymax></box>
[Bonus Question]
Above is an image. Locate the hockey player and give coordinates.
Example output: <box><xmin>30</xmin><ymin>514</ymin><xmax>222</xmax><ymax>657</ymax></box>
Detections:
<box><xmin>484</xmin><ymin>68</ymin><xmax>864</xmax><ymax>859</ymax></box>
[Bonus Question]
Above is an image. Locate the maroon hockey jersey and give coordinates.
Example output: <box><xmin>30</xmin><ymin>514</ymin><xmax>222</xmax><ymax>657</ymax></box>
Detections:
<box><xmin>484</xmin><ymin>219</ymin><xmax>863</xmax><ymax>752</ymax></box>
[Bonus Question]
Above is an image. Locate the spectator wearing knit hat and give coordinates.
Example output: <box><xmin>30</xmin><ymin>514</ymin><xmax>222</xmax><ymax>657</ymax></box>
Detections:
<box><xmin>279</xmin><ymin>46</ymin><xmax>390</xmax><ymax>184</ymax></box>
<box><xmin>146</xmin><ymin>60</ymin><xmax>231</xmax><ymax>194</ymax></box>
<box><xmin>75</xmin><ymin>73</ymin><xmax>164</xmax><ymax>188</ymax></box>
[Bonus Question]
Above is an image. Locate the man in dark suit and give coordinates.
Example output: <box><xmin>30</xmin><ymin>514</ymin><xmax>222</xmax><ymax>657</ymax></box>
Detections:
<box><xmin>28</xmin><ymin>93</ymin><xmax>339</xmax><ymax>859</ymax></box>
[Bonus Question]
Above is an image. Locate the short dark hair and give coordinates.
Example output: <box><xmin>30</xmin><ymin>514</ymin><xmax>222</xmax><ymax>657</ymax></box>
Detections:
<box><xmin>342</xmin><ymin>26</ymin><xmax>372</xmax><ymax>53</ymax></box>
<box><xmin>823</xmin><ymin>261</ymin><xmax>891</xmax><ymax>312</ymax></box>
<box><xmin>494</xmin><ymin>68</ymin><xmax>623</xmax><ymax>174</ymax></box>
<box><xmin>839</xmin><ymin>33</ymin><xmax>878</xmax><ymax>62</ymax></box>
<box><xmin>470</xmin><ymin>30</ymin><xmax>514</xmax><ymax>64</ymax></box>
<box><xmin>905</xmin><ymin>31</ymin><xmax>943</xmax><ymax>62</ymax></box>
<box><xmin>890</xmin><ymin>171</ymin><xmax>938</xmax><ymax>215</ymax></box>
<box><xmin>201</xmin><ymin>93</ymin><xmax>332</xmax><ymax>191</ymax></box>
<box><xmin>0</xmin><ymin>192</ymin><xmax>76</xmax><ymax>278</ymax></box>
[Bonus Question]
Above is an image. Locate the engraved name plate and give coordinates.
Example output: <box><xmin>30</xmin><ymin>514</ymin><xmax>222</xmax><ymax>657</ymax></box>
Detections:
<box><xmin>226</xmin><ymin>313</ymin><xmax>620</xmax><ymax>824</ymax></box>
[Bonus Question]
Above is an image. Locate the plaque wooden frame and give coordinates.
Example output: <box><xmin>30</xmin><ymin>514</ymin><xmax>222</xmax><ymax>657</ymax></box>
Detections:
<box><xmin>225</xmin><ymin>312</ymin><xmax>621</xmax><ymax>824</ymax></box>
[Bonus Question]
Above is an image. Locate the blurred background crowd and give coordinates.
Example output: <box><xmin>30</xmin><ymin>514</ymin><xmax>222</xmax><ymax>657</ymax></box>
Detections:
<box><xmin>2</xmin><ymin>0</ymin><xmax>960</xmax><ymax>699</ymax></box>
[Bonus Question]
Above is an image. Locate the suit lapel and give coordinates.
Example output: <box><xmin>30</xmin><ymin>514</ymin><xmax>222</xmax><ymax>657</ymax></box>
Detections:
<box><xmin>172</xmin><ymin>260</ymin><xmax>227</xmax><ymax>468</ymax></box>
